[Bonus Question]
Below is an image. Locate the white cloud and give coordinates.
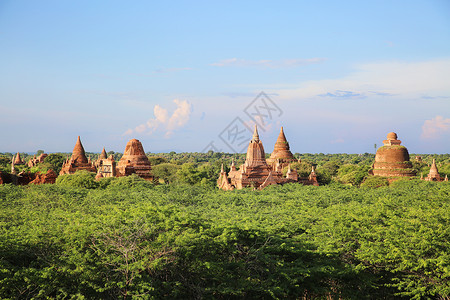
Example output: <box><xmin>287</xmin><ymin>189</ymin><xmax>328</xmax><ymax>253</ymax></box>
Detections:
<box><xmin>124</xmin><ymin>99</ymin><xmax>192</xmax><ymax>137</ymax></box>
<box><xmin>269</xmin><ymin>58</ymin><xmax>450</xmax><ymax>100</ymax></box>
<box><xmin>421</xmin><ymin>116</ymin><xmax>450</xmax><ymax>139</ymax></box>
<box><xmin>210</xmin><ymin>57</ymin><xmax>326</xmax><ymax>68</ymax></box>
<box><xmin>167</xmin><ymin>99</ymin><xmax>191</xmax><ymax>137</ymax></box>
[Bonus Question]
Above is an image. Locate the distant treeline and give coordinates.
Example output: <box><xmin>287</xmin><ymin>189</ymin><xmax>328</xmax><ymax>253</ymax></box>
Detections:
<box><xmin>1</xmin><ymin>152</ymin><xmax>449</xmax><ymax>187</ymax></box>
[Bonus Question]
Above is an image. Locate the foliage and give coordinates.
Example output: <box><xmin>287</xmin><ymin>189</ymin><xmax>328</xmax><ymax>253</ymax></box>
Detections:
<box><xmin>44</xmin><ymin>153</ymin><xmax>66</xmax><ymax>174</ymax></box>
<box><xmin>106</xmin><ymin>174</ymin><xmax>154</xmax><ymax>190</ymax></box>
<box><xmin>360</xmin><ymin>176</ymin><xmax>389</xmax><ymax>188</ymax></box>
<box><xmin>337</xmin><ymin>164</ymin><xmax>371</xmax><ymax>186</ymax></box>
<box><xmin>0</xmin><ymin>156</ymin><xmax>10</xmax><ymax>173</ymax></box>
<box><xmin>55</xmin><ymin>170</ymin><xmax>99</xmax><ymax>189</ymax></box>
<box><xmin>0</xmin><ymin>181</ymin><xmax>449</xmax><ymax>299</ymax></box>
<box><xmin>151</xmin><ymin>163</ymin><xmax>180</xmax><ymax>184</ymax></box>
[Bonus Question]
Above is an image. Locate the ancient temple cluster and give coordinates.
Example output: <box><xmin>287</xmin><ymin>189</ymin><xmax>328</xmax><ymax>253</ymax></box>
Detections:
<box><xmin>4</xmin><ymin>129</ymin><xmax>448</xmax><ymax>188</ymax></box>
<box><xmin>61</xmin><ymin>136</ymin><xmax>153</xmax><ymax>181</ymax></box>
<box><xmin>217</xmin><ymin>126</ymin><xmax>318</xmax><ymax>190</ymax></box>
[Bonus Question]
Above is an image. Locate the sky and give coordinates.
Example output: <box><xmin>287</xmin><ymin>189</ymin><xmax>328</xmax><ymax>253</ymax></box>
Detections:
<box><xmin>1</xmin><ymin>0</ymin><xmax>449</xmax><ymax>154</ymax></box>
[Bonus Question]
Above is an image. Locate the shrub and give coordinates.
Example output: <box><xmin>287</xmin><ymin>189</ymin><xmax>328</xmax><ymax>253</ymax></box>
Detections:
<box><xmin>106</xmin><ymin>174</ymin><xmax>154</xmax><ymax>190</ymax></box>
<box><xmin>360</xmin><ymin>176</ymin><xmax>389</xmax><ymax>188</ymax></box>
<box><xmin>55</xmin><ymin>170</ymin><xmax>98</xmax><ymax>189</ymax></box>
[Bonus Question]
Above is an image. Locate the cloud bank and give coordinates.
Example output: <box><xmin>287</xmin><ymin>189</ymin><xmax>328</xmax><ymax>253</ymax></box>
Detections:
<box><xmin>124</xmin><ymin>99</ymin><xmax>192</xmax><ymax>137</ymax></box>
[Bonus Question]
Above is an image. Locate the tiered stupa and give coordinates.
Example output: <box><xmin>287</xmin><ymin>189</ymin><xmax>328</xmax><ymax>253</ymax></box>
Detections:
<box><xmin>60</xmin><ymin>136</ymin><xmax>97</xmax><ymax>175</ymax></box>
<box><xmin>423</xmin><ymin>159</ymin><xmax>447</xmax><ymax>182</ymax></box>
<box><xmin>267</xmin><ymin>127</ymin><xmax>297</xmax><ymax>168</ymax></box>
<box><xmin>116</xmin><ymin>139</ymin><xmax>153</xmax><ymax>181</ymax></box>
<box><xmin>370</xmin><ymin>132</ymin><xmax>416</xmax><ymax>177</ymax></box>
<box><xmin>218</xmin><ymin>126</ymin><xmax>318</xmax><ymax>190</ymax></box>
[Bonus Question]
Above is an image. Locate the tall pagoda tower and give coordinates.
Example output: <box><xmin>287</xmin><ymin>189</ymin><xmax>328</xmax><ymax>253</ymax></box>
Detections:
<box><xmin>60</xmin><ymin>136</ymin><xmax>97</xmax><ymax>175</ymax></box>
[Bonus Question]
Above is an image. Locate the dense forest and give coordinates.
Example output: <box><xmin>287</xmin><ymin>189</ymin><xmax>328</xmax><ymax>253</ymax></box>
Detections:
<box><xmin>0</xmin><ymin>152</ymin><xmax>449</xmax><ymax>299</ymax></box>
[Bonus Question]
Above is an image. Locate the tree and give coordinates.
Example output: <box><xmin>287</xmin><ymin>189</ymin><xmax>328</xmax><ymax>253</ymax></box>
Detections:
<box><xmin>44</xmin><ymin>153</ymin><xmax>66</xmax><ymax>174</ymax></box>
<box><xmin>148</xmin><ymin>156</ymin><xmax>168</xmax><ymax>166</ymax></box>
<box><xmin>151</xmin><ymin>163</ymin><xmax>179</xmax><ymax>184</ymax></box>
<box><xmin>176</xmin><ymin>163</ymin><xmax>203</xmax><ymax>185</ymax></box>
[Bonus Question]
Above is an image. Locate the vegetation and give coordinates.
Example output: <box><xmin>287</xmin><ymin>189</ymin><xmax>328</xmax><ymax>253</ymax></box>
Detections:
<box><xmin>0</xmin><ymin>177</ymin><xmax>449</xmax><ymax>299</ymax></box>
<box><xmin>1</xmin><ymin>151</ymin><xmax>449</xmax><ymax>298</ymax></box>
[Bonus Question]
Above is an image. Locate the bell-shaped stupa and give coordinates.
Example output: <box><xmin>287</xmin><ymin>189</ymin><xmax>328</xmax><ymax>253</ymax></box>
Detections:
<box><xmin>370</xmin><ymin>132</ymin><xmax>416</xmax><ymax>177</ymax></box>
<box><xmin>116</xmin><ymin>139</ymin><xmax>153</xmax><ymax>181</ymax></box>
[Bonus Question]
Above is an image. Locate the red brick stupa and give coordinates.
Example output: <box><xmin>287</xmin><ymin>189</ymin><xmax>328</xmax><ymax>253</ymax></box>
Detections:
<box><xmin>13</xmin><ymin>152</ymin><xmax>24</xmax><ymax>165</ymax></box>
<box><xmin>370</xmin><ymin>132</ymin><xmax>416</xmax><ymax>177</ymax></box>
<box><xmin>267</xmin><ymin>127</ymin><xmax>297</xmax><ymax>168</ymax></box>
<box><xmin>116</xmin><ymin>139</ymin><xmax>153</xmax><ymax>181</ymax></box>
<box><xmin>422</xmin><ymin>159</ymin><xmax>447</xmax><ymax>182</ymax></box>
<box><xmin>60</xmin><ymin>136</ymin><xmax>97</xmax><ymax>175</ymax></box>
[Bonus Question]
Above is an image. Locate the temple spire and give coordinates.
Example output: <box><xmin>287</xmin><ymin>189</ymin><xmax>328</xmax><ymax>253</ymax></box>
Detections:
<box><xmin>100</xmin><ymin>147</ymin><xmax>107</xmax><ymax>159</ymax></box>
<box><xmin>221</xmin><ymin>163</ymin><xmax>224</xmax><ymax>173</ymax></box>
<box><xmin>72</xmin><ymin>136</ymin><xmax>88</xmax><ymax>164</ymax></box>
<box><xmin>14</xmin><ymin>152</ymin><xmax>23</xmax><ymax>164</ymax></box>
<box><xmin>252</xmin><ymin>125</ymin><xmax>260</xmax><ymax>142</ymax></box>
<box><xmin>276</xmin><ymin>127</ymin><xmax>288</xmax><ymax>147</ymax></box>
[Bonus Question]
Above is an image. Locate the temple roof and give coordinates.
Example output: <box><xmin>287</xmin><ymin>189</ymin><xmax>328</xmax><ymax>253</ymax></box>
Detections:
<box><xmin>71</xmin><ymin>136</ymin><xmax>89</xmax><ymax>164</ymax></box>
<box><xmin>123</xmin><ymin>139</ymin><xmax>146</xmax><ymax>156</ymax></box>
<box><xmin>383</xmin><ymin>132</ymin><xmax>401</xmax><ymax>146</ymax></box>
<box><xmin>269</xmin><ymin>127</ymin><xmax>294</xmax><ymax>160</ymax></box>
<box><xmin>246</xmin><ymin>125</ymin><xmax>267</xmax><ymax>167</ymax></box>
<box><xmin>387</xmin><ymin>132</ymin><xmax>398</xmax><ymax>140</ymax></box>
<box><xmin>14</xmin><ymin>152</ymin><xmax>23</xmax><ymax>164</ymax></box>
<box><xmin>99</xmin><ymin>147</ymin><xmax>107</xmax><ymax>160</ymax></box>
<box><xmin>276</xmin><ymin>127</ymin><xmax>289</xmax><ymax>148</ymax></box>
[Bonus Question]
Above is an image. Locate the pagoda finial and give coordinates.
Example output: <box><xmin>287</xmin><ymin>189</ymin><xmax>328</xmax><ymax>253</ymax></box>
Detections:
<box><xmin>221</xmin><ymin>163</ymin><xmax>224</xmax><ymax>173</ymax></box>
<box><xmin>445</xmin><ymin>175</ymin><xmax>448</xmax><ymax>181</ymax></box>
<box><xmin>252</xmin><ymin>125</ymin><xmax>260</xmax><ymax>142</ymax></box>
<box><xmin>231</xmin><ymin>158</ymin><xmax>235</xmax><ymax>167</ymax></box>
<box><xmin>100</xmin><ymin>147</ymin><xmax>107</xmax><ymax>159</ymax></box>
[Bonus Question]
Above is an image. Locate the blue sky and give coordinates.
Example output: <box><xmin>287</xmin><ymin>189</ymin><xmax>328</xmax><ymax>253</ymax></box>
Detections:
<box><xmin>1</xmin><ymin>0</ymin><xmax>449</xmax><ymax>154</ymax></box>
